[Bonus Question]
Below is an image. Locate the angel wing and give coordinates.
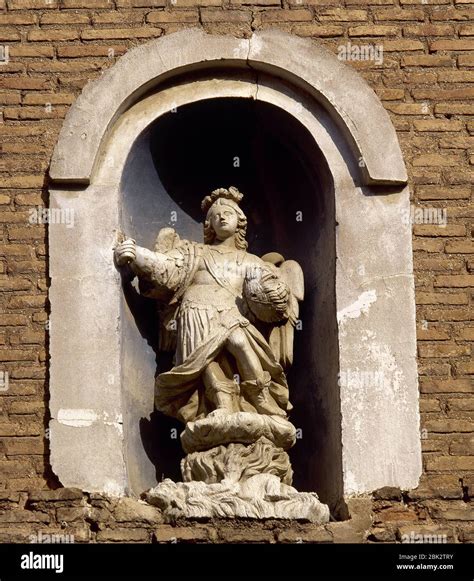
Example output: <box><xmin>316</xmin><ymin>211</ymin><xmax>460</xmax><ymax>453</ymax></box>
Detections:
<box><xmin>261</xmin><ymin>252</ymin><xmax>304</xmax><ymax>369</ymax></box>
<box><xmin>139</xmin><ymin>227</ymin><xmax>181</xmax><ymax>352</ymax></box>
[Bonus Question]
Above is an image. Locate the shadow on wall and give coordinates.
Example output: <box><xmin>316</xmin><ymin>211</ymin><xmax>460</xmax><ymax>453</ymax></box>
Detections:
<box><xmin>120</xmin><ymin>97</ymin><xmax>345</xmax><ymax>517</ymax></box>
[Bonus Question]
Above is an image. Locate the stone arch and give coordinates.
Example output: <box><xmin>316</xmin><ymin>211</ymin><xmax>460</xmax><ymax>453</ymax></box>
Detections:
<box><xmin>48</xmin><ymin>30</ymin><xmax>421</xmax><ymax>508</ymax></box>
<box><xmin>50</xmin><ymin>29</ymin><xmax>406</xmax><ymax>186</ymax></box>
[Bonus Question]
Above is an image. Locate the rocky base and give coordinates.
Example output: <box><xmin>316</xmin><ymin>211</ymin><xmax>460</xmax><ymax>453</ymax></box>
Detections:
<box><xmin>144</xmin><ymin>474</ymin><xmax>331</xmax><ymax>523</ymax></box>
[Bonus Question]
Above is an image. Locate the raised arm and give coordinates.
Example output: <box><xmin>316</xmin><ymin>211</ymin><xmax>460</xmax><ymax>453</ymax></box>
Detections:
<box><xmin>114</xmin><ymin>237</ymin><xmax>188</xmax><ymax>297</ymax></box>
<box><xmin>115</xmin><ymin>238</ymin><xmax>168</xmax><ymax>277</ymax></box>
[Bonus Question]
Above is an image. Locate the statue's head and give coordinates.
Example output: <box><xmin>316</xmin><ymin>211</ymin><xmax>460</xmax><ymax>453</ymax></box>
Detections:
<box><xmin>202</xmin><ymin>187</ymin><xmax>248</xmax><ymax>250</ymax></box>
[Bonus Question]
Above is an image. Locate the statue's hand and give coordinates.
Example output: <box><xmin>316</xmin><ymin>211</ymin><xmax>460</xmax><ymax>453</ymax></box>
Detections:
<box><xmin>114</xmin><ymin>238</ymin><xmax>136</xmax><ymax>266</ymax></box>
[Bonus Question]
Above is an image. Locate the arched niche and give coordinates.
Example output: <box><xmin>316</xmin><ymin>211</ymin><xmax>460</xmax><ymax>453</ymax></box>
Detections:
<box><xmin>48</xmin><ymin>31</ymin><xmax>421</xmax><ymax>513</ymax></box>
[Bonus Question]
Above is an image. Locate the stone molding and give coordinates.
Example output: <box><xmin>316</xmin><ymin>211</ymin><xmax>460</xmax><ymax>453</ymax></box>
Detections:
<box><xmin>49</xmin><ymin>29</ymin><xmax>407</xmax><ymax>186</ymax></box>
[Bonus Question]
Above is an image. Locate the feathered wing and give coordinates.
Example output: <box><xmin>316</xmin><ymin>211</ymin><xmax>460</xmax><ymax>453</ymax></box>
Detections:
<box><xmin>261</xmin><ymin>255</ymin><xmax>304</xmax><ymax>369</ymax></box>
<box><xmin>138</xmin><ymin>227</ymin><xmax>182</xmax><ymax>352</ymax></box>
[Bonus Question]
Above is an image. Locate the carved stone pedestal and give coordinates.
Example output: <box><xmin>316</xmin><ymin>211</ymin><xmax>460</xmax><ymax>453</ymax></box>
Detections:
<box><xmin>144</xmin><ymin>412</ymin><xmax>330</xmax><ymax>523</ymax></box>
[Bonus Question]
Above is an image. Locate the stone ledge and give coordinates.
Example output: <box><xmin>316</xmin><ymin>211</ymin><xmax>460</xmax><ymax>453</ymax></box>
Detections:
<box><xmin>0</xmin><ymin>488</ymin><xmax>471</xmax><ymax>543</ymax></box>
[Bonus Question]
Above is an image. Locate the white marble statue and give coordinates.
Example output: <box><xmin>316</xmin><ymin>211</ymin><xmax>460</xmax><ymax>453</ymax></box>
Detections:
<box><xmin>114</xmin><ymin>187</ymin><xmax>329</xmax><ymax>523</ymax></box>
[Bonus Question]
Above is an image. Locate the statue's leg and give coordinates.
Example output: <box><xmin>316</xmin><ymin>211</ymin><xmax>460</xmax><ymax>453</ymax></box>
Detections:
<box><xmin>225</xmin><ymin>328</ymin><xmax>263</xmax><ymax>379</ymax></box>
<box><xmin>226</xmin><ymin>328</ymin><xmax>285</xmax><ymax>417</ymax></box>
<box><xmin>203</xmin><ymin>361</ymin><xmax>238</xmax><ymax>414</ymax></box>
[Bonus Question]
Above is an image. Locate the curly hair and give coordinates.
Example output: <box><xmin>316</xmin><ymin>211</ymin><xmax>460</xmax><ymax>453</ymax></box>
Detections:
<box><xmin>202</xmin><ymin>188</ymin><xmax>248</xmax><ymax>251</ymax></box>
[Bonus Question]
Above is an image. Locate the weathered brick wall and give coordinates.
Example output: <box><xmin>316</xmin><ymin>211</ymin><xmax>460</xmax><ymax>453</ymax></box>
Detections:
<box><xmin>0</xmin><ymin>0</ymin><xmax>472</xmax><ymax>542</ymax></box>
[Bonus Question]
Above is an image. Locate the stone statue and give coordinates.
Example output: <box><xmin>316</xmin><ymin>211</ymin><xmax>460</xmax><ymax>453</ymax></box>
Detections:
<box><xmin>114</xmin><ymin>186</ymin><xmax>329</xmax><ymax>522</ymax></box>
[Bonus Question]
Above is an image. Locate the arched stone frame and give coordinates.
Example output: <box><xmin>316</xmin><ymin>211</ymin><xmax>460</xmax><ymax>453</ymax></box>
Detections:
<box><xmin>48</xmin><ymin>29</ymin><xmax>421</xmax><ymax>504</ymax></box>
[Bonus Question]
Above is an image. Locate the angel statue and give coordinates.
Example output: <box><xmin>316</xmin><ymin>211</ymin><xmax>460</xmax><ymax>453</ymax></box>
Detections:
<box><xmin>114</xmin><ymin>186</ymin><xmax>329</xmax><ymax>523</ymax></box>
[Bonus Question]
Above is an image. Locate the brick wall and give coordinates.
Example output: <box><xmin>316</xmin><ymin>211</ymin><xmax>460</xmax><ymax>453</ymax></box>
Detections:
<box><xmin>0</xmin><ymin>0</ymin><xmax>472</xmax><ymax>542</ymax></box>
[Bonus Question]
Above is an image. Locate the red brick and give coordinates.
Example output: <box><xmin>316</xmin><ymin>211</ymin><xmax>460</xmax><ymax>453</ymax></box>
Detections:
<box><xmin>416</xmin><ymin>292</ymin><xmax>468</xmax><ymax>305</ymax></box>
<box><xmin>0</xmin><ymin>314</ymin><xmax>28</xmax><ymax>326</ymax></box>
<box><xmin>0</xmin><ymin>14</ymin><xmax>36</xmax><ymax>25</ymax></box>
<box><xmin>413</xmin><ymin>154</ymin><xmax>461</xmax><ymax>167</ymax></box>
<box><xmin>7</xmin><ymin>0</ymin><xmax>58</xmax><ymax>7</ymax></box>
<box><xmin>91</xmin><ymin>11</ymin><xmax>144</xmax><ymax>24</ymax></box>
<box><xmin>0</xmin><ymin>78</ymin><xmax>52</xmax><ymax>91</ymax></box>
<box><xmin>412</xmin><ymin>87</ymin><xmax>474</xmax><ymax>100</ymax></box>
<box><xmin>348</xmin><ymin>25</ymin><xmax>399</xmax><ymax>36</ymax></box>
<box><xmin>413</xmin><ymin>224</ymin><xmax>466</xmax><ymax>237</ymax></box>
<box><xmin>40</xmin><ymin>13</ymin><xmax>91</xmax><ymax>25</ymax></box>
<box><xmin>404</xmin><ymin>24</ymin><xmax>454</xmax><ymax>36</ymax></box>
<box><xmin>435</xmin><ymin>103</ymin><xmax>474</xmax><ymax>115</ymax></box>
<box><xmin>292</xmin><ymin>24</ymin><xmax>344</xmax><ymax>36</ymax></box>
<box><xmin>413</xmin><ymin>239</ymin><xmax>445</xmax><ymax>252</ymax></box>
<box><xmin>0</xmin><ymin>350</ymin><xmax>37</xmax><ymax>362</ymax></box>
<box><xmin>96</xmin><ymin>529</ymin><xmax>150</xmax><ymax>542</ymax></box>
<box><xmin>385</xmin><ymin>103</ymin><xmax>428</xmax><ymax>115</ymax></box>
<box><xmin>28</xmin><ymin>30</ymin><xmax>80</xmax><ymax>42</ymax></box>
<box><xmin>81</xmin><ymin>28</ymin><xmax>163</xmax><ymax>40</ymax></box>
<box><xmin>416</xmin><ymin>186</ymin><xmax>470</xmax><ymax>200</ymax></box>
<box><xmin>4</xmin><ymin>437</ymin><xmax>44</xmax><ymax>456</ymax></box>
<box><xmin>424</xmin><ymin>419</ymin><xmax>473</xmax><ymax>434</ymax></box>
<box><xmin>458</xmin><ymin>327</ymin><xmax>474</xmax><ymax>341</ymax></box>
<box><xmin>415</xmin><ymin>258</ymin><xmax>463</xmax><ymax>271</ymax></box>
<box><xmin>431</xmin><ymin>8</ymin><xmax>472</xmax><ymax>20</ymax></box>
<box><xmin>146</xmin><ymin>10</ymin><xmax>199</xmax><ymax>23</ymax></box>
<box><xmin>438</xmin><ymin>70</ymin><xmax>474</xmax><ymax>82</ymax></box>
<box><xmin>9</xmin><ymin>46</ymin><xmax>55</xmax><ymax>58</ymax></box>
<box><xmin>57</xmin><ymin>45</ymin><xmax>127</xmax><ymax>58</ymax></box>
<box><xmin>22</xmin><ymin>93</ymin><xmax>75</xmax><ymax>106</ymax></box>
<box><xmin>62</xmin><ymin>0</ymin><xmax>113</xmax><ymax>6</ymax></box>
<box><xmin>383</xmin><ymin>40</ymin><xmax>423</xmax><ymax>51</ymax></box>
<box><xmin>459</xmin><ymin>54</ymin><xmax>474</xmax><ymax>66</ymax></box>
<box><xmin>201</xmin><ymin>9</ymin><xmax>252</xmax><ymax>21</ymax></box>
<box><xmin>402</xmin><ymin>55</ymin><xmax>454</xmax><ymax>67</ymax></box>
<box><xmin>440</xmin><ymin>136</ymin><xmax>474</xmax><ymax>148</ymax></box>
<box><xmin>419</xmin><ymin>342</ymin><xmax>470</xmax><ymax>358</ymax></box>
<box><xmin>434</xmin><ymin>275</ymin><xmax>474</xmax><ymax>288</ymax></box>
<box><xmin>116</xmin><ymin>0</ymin><xmax>166</xmax><ymax>5</ymax></box>
<box><xmin>375</xmin><ymin>8</ymin><xmax>423</xmax><ymax>20</ymax></box>
<box><xmin>319</xmin><ymin>8</ymin><xmax>368</xmax><ymax>21</ymax></box>
<box><xmin>424</xmin><ymin>308</ymin><xmax>473</xmax><ymax>322</ymax></box>
<box><xmin>260</xmin><ymin>9</ymin><xmax>312</xmax><ymax>22</ymax></box>
<box><xmin>425</xmin><ymin>456</ymin><xmax>474</xmax><ymax>471</ymax></box>
<box><xmin>430</xmin><ymin>39</ymin><xmax>474</xmax><ymax>51</ymax></box>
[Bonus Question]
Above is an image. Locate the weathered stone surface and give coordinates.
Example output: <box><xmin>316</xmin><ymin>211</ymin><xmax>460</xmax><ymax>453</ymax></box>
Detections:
<box><xmin>367</xmin><ymin>527</ymin><xmax>397</xmax><ymax>542</ymax></box>
<box><xmin>50</xmin><ymin>30</ymin><xmax>407</xmax><ymax>185</ymax></box>
<box><xmin>28</xmin><ymin>488</ymin><xmax>84</xmax><ymax>503</ymax></box>
<box><xmin>373</xmin><ymin>486</ymin><xmax>403</xmax><ymax>501</ymax></box>
<box><xmin>49</xmin><ymin>52</ymin><xmax>419</xmax><ymax>502</ymax></box>
<box><xmin>145</xmin><ymin>475</ymin><xmax>330</xmax><ymax>523</ymax></box>
<box><xmin>277</xmin><ymin>528</ymin><xmax>333</xmax><ymax>543</ymax></box>
<box><xmin>153</xmin><ymin>525</ymin><xmax>210</xmax><ymax>543</ymax></box>
<box><xmin>181</xmin><ymin>412</ymin><xmax>296</xmax><ymax>454</ymax></box>
<box><xmin>406</xmin><ymin>475</ymin><xmax>463</xmax><ymax>501</ymax></box>
<box><xmin>397</xmin><ymin>524</ymin><xmax>455</xmax><ymax>543</ymax></box>
<box><xmin>425</xmin><ymin>501</ymin><xmax>474</xmax><ymax>521</ymax></box>
<box><xmin>0</xmin><ymin>510</ymin><xmax>50</xmax><ymax>523</ymax></box>
<box><xmin>114</xmin><ymin>497</ymin><xmax>162</xmax><ymax>524</ymax></box>
<box><xmin>182</xmin><ymin>438</ymin><xmax>293</xmax><ymax>484</ymax></box>
<box><xmin>96</xmin><ymin>528</ymin><xmax>150</xmax><ymax>542</ymax></box>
